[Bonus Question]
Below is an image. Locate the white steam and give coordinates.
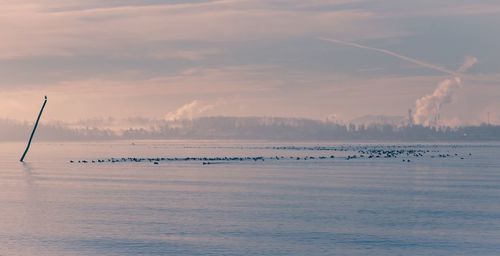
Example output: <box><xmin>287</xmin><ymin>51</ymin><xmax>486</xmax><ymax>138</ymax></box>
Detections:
<box><xmin>458</xmin><ymin>56</ymin><xmax>478</xmax><ymax>73</ymax></box>
<box><xmin>165</xmin><ymin>100</ymin><xmax>214</xmax><ymax>121</ymax></box>
<box><xmin>413</xmin><ymin>56</ymin><xmax>477</xmax><ymax>126</ymax></box>
<box><xmin>413</xmin><ymin>77</ymin><xmax>461</xmax><ymax>126</ymax></box>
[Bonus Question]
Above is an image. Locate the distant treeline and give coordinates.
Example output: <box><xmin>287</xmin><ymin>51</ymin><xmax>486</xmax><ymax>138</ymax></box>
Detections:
<box><xmin>0</xmin><ymin>119</ymin><xmax>115</xmax><ymax>141</ymax></box>
<box><xmin>1</xmin><ymin>117</ymin><xmax>499</xmax><ymax>142</ymax></box>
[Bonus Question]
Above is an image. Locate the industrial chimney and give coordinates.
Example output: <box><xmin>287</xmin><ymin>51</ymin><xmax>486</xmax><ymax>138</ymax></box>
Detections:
<box><xmin>408</xmin><ymin>109</ymin><xmax>414</xmax><ymax>127</ymax></box>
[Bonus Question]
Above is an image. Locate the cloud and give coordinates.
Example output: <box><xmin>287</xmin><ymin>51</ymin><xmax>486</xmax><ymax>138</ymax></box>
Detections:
<box><xmin>0</xmin><ymin>65</ymin><xmax>277</xmax><ymax>121</ymax></box>
<box><xmin>363</xmin><ymin>0</ymin><xmax>500</xmax><ymax>18</ymax></box>
<box><xmin>0</xmin><ymin>0</ymin><xmax>391</xmax><ymax>59</ymax></box>
<box><xmin>0</xmin><ymin>0</ymin><xmax>498</xmax><ymax>126</ymax></box>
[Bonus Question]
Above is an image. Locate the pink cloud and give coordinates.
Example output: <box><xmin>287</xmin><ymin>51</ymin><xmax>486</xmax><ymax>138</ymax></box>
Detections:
<box><xmin>0</xmin><ymin>0</ymin><xmax>393</xmax><ymax>59</ymax></box>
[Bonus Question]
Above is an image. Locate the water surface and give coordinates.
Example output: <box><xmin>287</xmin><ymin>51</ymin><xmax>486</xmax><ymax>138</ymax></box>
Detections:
<box><xmin>1</xmin><ymin>141</ymin><xmax>499</xmax><ymax>255</ymax></box>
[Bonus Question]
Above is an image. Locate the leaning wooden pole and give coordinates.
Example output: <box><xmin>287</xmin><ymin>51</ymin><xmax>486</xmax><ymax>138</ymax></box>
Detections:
<box><xmin>20</xmin><ymin>96</ymin><xmax>48</xmax><ymax>162</ymax></box>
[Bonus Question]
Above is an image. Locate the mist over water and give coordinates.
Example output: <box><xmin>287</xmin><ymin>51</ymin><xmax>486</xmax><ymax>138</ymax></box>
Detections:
<box><xmin>1</xmin><ymin>141</ymin><xmax>500</xmax><ymax>255</ymax></box>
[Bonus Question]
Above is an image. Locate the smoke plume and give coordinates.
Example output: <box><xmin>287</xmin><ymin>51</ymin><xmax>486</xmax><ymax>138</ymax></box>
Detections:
<box><xmin>458</xmin><ymin>56</ymin><xmax>478</xmax><ymax>73</ymax></box>
<box><xmin>413</xmin><ymin>56</ymin><xmax>477</xmax><ymax>126</ymax></box>
<box><xmin>413</xmin><ymin>77</ymin><xmax>461</xmax><ymax>126</ymax></box>
<box><xmin>165</xmin><ymin>100</ymin><xmax>214</xmax><ymax>121</ymax></box>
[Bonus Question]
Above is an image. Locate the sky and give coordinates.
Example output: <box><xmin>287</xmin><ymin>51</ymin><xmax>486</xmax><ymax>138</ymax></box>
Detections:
<box><xmin>1</xmin><ymin>0</ymin><xmax>499</xmax><ymax>126</ymax></box>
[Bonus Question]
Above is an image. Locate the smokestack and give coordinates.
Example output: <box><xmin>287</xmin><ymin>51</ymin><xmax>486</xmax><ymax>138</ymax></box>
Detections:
<box><xmin>408</xmin><ymin>109</ymin><xmax>414</xmax><ymax>127</ymax></box>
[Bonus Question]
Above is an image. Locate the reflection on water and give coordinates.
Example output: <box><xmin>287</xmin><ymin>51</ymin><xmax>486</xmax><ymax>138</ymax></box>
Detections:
<box><xmin>22</xmin><ymin>162</ymin><xmax>35</xmax><ymax>186</ymax></box>
<box><xmin>1</xmin><ymin>142</ymin><xmax>500</xmax><ymax>256</ymax></box>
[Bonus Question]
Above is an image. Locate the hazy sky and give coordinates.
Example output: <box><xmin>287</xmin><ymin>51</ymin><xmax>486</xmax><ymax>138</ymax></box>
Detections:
<box><xmin>1</xmin><ymin>0</ymin><xmax>499</xmax><ymax>125</ymax></box>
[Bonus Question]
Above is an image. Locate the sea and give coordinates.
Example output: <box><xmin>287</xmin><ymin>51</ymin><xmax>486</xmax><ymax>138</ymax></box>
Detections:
<box><xmin>1</xmin><ymin>141</ymin><xmax>499</xmax><ymax>256</ymax></box>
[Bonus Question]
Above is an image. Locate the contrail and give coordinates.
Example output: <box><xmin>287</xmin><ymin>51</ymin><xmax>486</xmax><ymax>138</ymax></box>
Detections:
<box><xmin>318</xmin><ymin>37</ymin><xmax>459</xmax><ymax>76</ymax></box>
<box><xmin>318</xmin><ymin>37</ymin><xmax>478</xmax><ymax>127</ymax></box>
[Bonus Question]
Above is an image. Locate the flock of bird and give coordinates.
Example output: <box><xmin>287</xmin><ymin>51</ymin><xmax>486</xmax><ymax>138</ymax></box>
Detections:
<box><xmin>69</xmin><ymin>145</ymin><xmax>472</xmax><ymax>165</ymax></box>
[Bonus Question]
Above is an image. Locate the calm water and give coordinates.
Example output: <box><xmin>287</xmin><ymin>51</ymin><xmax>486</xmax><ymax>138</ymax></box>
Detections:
<box><xmin>1</xmin><ymin>141</ymin><xmax>499</xmax><ymax>255</ymax></box>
